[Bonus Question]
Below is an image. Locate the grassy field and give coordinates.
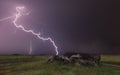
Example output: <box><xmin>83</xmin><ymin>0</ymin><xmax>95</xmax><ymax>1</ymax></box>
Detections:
<box><xmin>0</xmin><ymin>55</ymin><xmax>120</xmax><ymax>75</ymax></box>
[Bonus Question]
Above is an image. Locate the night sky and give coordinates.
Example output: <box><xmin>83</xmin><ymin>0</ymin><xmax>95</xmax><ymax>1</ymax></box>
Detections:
<box><xmin>0</xmin><ymin>0</ymin><xmax>120</xmax><ymax>55</ymax></box>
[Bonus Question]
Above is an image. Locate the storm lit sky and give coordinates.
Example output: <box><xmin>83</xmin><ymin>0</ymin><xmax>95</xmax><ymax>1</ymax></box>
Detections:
<box><xmin>0</xmin><ymin>0</ymin><xmax>120</xmax><ymax>55</ymax></box>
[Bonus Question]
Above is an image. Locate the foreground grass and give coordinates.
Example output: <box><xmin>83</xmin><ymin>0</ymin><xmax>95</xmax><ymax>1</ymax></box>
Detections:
<box><xmin>0</xmin><ymin>55</ymin><xmax>120</xmax><ymax>75</ymax></box>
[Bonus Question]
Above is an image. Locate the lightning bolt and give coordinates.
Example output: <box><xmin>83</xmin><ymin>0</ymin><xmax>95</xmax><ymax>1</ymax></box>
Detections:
<box><xmin>0</xmin><ymin>6</ymin><xmax>59</xmax><ymax>55</ymax></box>
<box><xmin>0</xmin><ymin>16</ymin><xmax>14</xmax><ymax>22</ymax></box>
<box><xmin>29</xmin><ymin>40</ymin><xmax>32</xmax><ymax>55</ymax></box>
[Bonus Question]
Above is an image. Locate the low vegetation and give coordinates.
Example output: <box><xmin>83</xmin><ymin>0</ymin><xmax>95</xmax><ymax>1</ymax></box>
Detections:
<box><xmin>0</xmin><ymin>55</ymin><xmax>120</xmax><ymax>75</ymax></box>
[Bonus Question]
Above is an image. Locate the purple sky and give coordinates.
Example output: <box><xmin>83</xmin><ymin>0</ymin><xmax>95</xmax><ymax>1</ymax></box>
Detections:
<box><xmin>0</xmin><ymin>0</ymin><xmax>120</xmax><ymax>55</ymax></box>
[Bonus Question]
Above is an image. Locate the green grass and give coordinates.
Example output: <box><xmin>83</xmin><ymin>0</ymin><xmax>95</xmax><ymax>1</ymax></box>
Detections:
<box><xmin>101</xmin><ymin>55</ymin><xmax>120</xmax><ymax>65</ymax></box>
<box><xmin>0</xmin><ymin>55</ymin><xmax>120</xmax><ymax>75</ymax></box>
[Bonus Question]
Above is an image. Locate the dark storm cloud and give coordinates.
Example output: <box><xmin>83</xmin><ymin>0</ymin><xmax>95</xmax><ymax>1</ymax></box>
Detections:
<box><xmin>0</xmin><ymin>0</ymin><xmax>120</xmax><ymax>55</ymax></box>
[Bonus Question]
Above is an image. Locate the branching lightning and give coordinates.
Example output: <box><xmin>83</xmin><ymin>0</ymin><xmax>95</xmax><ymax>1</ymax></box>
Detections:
<box><xmin>0</xmin><ymin>6</ymin><xmax>59</xmax><ymax>55</ymax></box>
<box><xmin>0</xmin><ymin>16</ymin><xmax>14</xmax><ymax>22</ymax></box>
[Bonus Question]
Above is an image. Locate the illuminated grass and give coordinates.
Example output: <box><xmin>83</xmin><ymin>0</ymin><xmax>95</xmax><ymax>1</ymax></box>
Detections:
<box><xmin>0</xmin><ymin>55</ymin><xmax>120</xmax><ymax>75</ymax></box>
<box><xmin>101</xmin><ymin>55</ymin><xmax>120</xmax><ymax>65</ymax></box>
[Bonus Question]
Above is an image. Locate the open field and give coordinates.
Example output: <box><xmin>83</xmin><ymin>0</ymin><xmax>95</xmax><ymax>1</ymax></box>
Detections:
<box><xmin>0</xmin><ymin>55</ymin><xmax>120</xmax><ymax>75</ymax></box>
